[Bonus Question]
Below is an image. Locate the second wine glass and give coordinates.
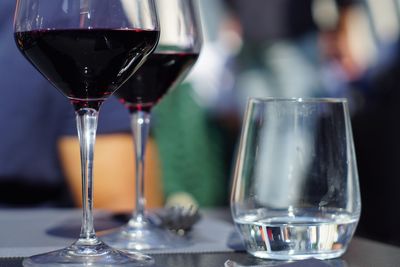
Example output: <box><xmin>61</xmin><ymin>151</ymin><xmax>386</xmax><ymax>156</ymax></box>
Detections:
<box><xmin>101</xmin><ymin>0</ymin><xmax>203</xmax><ymax>250</ymax></box>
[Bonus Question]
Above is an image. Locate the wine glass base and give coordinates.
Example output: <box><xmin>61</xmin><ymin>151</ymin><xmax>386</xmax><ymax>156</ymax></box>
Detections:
<box><xmin>101</xmin><ymin>219</ymin><xmax>190</xmax><ymax>251</ymax></box>
<box><xmin>23</xmin><ymin>240</ymin><xmax>154</xmax><ymax>267</ymax></box>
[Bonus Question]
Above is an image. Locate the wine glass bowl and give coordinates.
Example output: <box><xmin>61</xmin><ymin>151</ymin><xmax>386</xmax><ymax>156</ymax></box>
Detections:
<box><xmin>114</xmin><ymin>0</ymin><xmax>202</xmax><ymax>112</ymax></box>
<box><xmin>101</xmin><ymin>0</ymin><xmax>203</xmax><ymax>251</ymax></box>
<box><xmin>14</xmin><ymin>0</ymin><xmax>159</xmax><ymax>266</ymax></box>
<box><xmin>14</xmin><ymin>0</ymin><xmax>159</xmax><ymax>110</ymax></box>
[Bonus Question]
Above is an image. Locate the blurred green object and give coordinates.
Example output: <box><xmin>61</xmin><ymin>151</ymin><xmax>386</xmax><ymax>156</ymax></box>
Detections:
<box><xmin>153</xmin><ymin>83</ymin><xmax>228</xmax><ymax>207</ymax></box>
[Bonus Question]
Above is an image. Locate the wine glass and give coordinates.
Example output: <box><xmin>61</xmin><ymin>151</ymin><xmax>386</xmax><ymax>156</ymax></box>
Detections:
<box><xmin>14</xmin><ymin>0</ymin><xmax>159</xmax><ymax>266</ymax></box>
<box><xmin>101</xmin><ymin>0</ymin><xmax>203</xmax><ymax>250</ymax></box>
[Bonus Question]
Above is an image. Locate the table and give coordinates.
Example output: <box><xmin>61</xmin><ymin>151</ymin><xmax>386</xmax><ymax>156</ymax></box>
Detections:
<box><xmin>1</xmin><ymin>208</ymin><xmax>400</xmax><ymax>267</ymax></box>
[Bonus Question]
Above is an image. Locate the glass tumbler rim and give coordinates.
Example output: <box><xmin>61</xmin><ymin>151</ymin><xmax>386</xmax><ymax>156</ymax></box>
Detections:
<box><xmin>248</xmin><ymin>97</ymin><xmax>348</xmax><ymax>104</ymax></box>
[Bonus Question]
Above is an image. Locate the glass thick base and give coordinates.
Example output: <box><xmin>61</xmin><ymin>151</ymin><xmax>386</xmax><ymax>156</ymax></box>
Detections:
<box><xmin>23</xmin><ymin>239</ymin><xmax>154</xmax><ymax>267</ymax></box>
<box><xmin>101</xmin><ymin>217</ymin><xmax>189</xmax><ymax>251</ymax></box>
<box><xmin>234</xmin><ymin>210</ymin><xmax>357</xmax><ymax>261</ymax></box>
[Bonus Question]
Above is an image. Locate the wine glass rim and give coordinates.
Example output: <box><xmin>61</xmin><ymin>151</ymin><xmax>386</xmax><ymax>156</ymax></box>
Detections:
<box><xmin>248</xmin><ymin>97</ymin><xmax>348</xmax><ymax>104</ymax></box>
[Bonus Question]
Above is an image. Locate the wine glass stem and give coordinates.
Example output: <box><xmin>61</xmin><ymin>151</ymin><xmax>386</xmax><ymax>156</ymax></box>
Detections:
<box><xmin>130</xmin><ymin>111</ymin><xmax>151</xmax><ymax>222</ymax></box>
<box><xmin>76</xmin><ymin>108</ymin><xmax>99</xmax><ymax>243</ymax></box>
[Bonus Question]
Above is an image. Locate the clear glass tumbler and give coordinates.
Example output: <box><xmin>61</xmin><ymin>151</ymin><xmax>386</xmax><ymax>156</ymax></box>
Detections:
<box><xmin>231</xmin><ymin>98</ymin><xmax>361</xmax><ymax>260</ymax></box>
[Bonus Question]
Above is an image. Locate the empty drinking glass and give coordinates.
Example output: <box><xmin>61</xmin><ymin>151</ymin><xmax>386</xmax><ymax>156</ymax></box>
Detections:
<box><xmin>231</xmin><ymin>98</ymin><xmax>361</xmax><ymax>260</ymax></box>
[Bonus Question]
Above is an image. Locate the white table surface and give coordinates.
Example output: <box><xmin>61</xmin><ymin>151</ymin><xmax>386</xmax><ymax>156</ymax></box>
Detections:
<box><xmin>0</xmin><ymin>208</ymin><xmax>237</xmax><ymax>257</ymax></box>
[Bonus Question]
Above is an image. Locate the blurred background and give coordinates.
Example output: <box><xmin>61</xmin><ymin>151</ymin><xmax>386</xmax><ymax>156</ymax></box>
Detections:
<box><xmin>153</xmin><ymin>0</ymin><xmax>400</xmax><ymax>247</ymax></box>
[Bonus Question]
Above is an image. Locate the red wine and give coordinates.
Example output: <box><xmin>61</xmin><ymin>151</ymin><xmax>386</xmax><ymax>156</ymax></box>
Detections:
<box><xmin>115</xmin><ymin>52</ymin><xmax>199</xmax><ymax>112</ymax></box>
<box><xmin>15</xmin><ymin>29</ymin><xmax>159</xmax><ymax>110</ymax></box>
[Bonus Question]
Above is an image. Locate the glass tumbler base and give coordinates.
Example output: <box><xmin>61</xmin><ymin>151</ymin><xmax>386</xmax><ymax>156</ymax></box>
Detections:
<box><xmin>23</xmin><ymin>240</ymin><xmax>154</xmax><ymax>267</ymax></box>
<box><xmin>101</xmin><ymin>219</ymin><xmax>190</xmax><ymax>251</ymax></box>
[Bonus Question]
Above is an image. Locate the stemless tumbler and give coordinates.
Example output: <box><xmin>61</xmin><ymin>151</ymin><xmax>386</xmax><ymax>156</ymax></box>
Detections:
<box><xmin>231</xmin><ymin>98</ymin><xmax>361</xmax><ymax>260</ymax></box>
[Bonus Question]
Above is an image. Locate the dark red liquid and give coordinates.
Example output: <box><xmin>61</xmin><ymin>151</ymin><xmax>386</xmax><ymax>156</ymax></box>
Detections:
<box><xmin>115</xmin><ymin>52</ymin><xmax>199</xmax><ymax>112</ymax></box>
<box><xmin>15</xmin><ymin>29</ymin><xmax>159</xmax><ymax>110</ymax></box>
